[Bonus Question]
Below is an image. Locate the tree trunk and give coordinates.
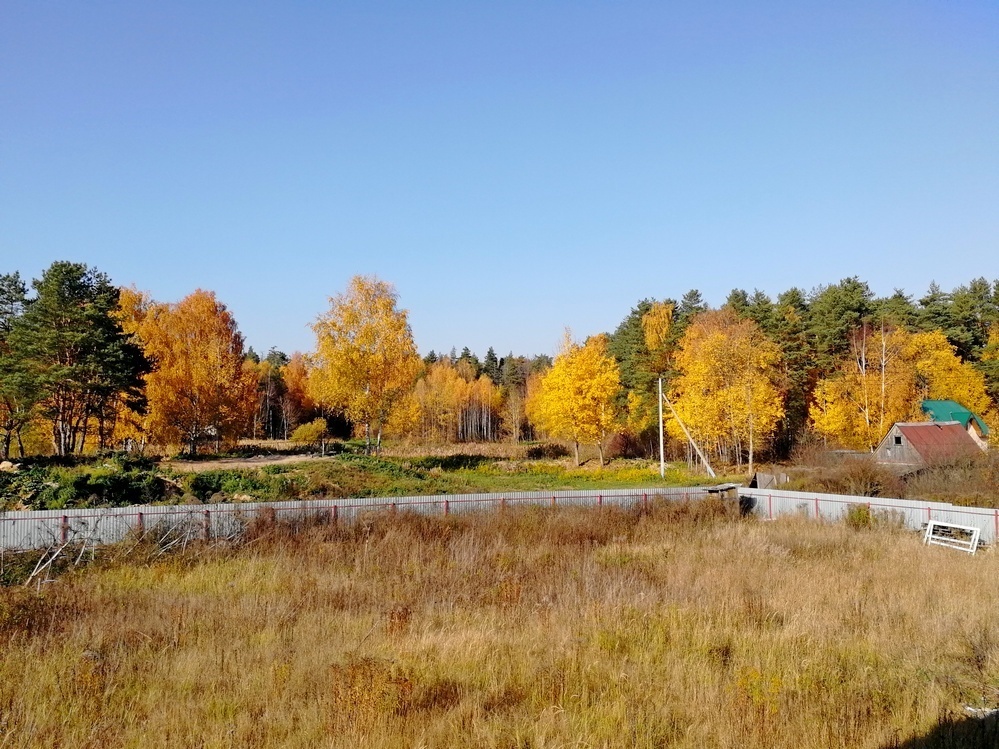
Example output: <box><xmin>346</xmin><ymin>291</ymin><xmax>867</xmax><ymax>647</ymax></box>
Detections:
<box><xmin>573</xmin><ymin>440</ymin><xmax>580</xmax><ymax>467</ymax></box>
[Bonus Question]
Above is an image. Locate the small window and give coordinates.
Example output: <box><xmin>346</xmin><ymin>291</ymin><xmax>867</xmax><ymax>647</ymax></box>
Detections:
<box><xmin>894</xmin><ymin>434</ymin><xmax>903</xmax><ymax>446</ymax></box>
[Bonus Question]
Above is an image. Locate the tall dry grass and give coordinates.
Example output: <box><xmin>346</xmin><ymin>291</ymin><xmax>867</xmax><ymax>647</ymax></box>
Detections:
<box><xmin>1</xmin><ymin>502</ymin><xmax>998</xmax><ymax>748</ymax></box>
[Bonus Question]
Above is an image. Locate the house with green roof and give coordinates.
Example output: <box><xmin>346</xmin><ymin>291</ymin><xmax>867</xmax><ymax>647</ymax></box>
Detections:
<box><xmin>921</xmin><ymin>399</ymin><xmax>990</xmax><ymax>451</ymax></box>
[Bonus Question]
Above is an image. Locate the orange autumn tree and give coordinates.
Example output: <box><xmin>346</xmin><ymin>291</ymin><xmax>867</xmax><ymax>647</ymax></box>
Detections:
<box><xmin>527</xmin><ymin>332</ymin><xmax>621</xmax><ymax>466</ymax></box>
<box><xmin>111</xmin><ymin>286</ymin><xmax>155</xmax><ymax>450</ymax></box>
<box><xmin>309</xmin><ymin>276</ymin><xmax>422</xmax><ymax>454</ymax></box>
<box><xmin>138</xmin><ymin>289</ymin><xmax>258</xmax><ymax>455</ymax></box>
<box><xmin>281</xmin><ymin>352</ymin><xmax>316</xmax><ymax>430</ymax></box>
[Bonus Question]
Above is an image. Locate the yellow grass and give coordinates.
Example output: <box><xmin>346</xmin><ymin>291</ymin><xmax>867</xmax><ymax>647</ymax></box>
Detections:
<box><xmin>2</xmin><ymin>502</ymin><xmax>998</xmax><ymax>748</ymax></box>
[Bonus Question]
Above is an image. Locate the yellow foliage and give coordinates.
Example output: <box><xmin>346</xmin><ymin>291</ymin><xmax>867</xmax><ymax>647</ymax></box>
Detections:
<box><xmin>527</xmin><ymin>332</ymin><xmax>621</xmax><ymax>465</ymax></box>
<box><xmin>625</xmin><ymin>390</ymin><xmax>656</xmax><ymax>435</ymax></box>
<box><xmin>114</xmin><ymin>286</ymin><xmax>151</xmax><ymax>336</ymax></box>
<box><xmin>905</xmin><ymin>330</ymin><xmax>990</xmax><ymax>415</ymax></box>
<box><xmin>410</xmin><ymin>362</ymin><xmax>502</xmax><ymax>442</ymax></box>
<box><xmin>641</xmin><ymin>301</ymin><xmax>675</xmax><ymax>375</ymax></box>
<box><xmin>309</xmin><ymin>276</ymin><xmax>422</xmax><ymax>452</ymax></box>
<box><xmin>810</xmin><ymin>326</ymin><xmax>990</xmax><ymax>450</ymax></box>
<box><xmin>668</xmin><ymin>309</ymin><xmax>784</xmax><ymax>467</ymax></box>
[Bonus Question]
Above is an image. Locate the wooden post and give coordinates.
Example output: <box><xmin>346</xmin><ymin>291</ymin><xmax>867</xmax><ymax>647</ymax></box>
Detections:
<box><xmin>60</xmin><ymin>516</ymin><xmax>69</xmax><ymax>544</ymax></box>
<box><xmin>137</xmin><ymin>512</ymin><xmax>145</xmax><ymax>537</ymax></box>
<box><xmin>444</xmin><ymin>499</ymin><xmax>450</xmax><ymax>516</ymax></box>
<box><xmin>203</xmin><ymin>510</ymin><xmax>211</xmax><ymax>540</ymax></box>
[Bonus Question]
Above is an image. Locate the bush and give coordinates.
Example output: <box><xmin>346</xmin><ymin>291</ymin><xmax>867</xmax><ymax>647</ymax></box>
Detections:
<box><xmin>845</xmin><ymin>503</ymin><xmax>874</xmax><ymax>530</ymax></box>
<box><xmin>526</xmin><ymin>443</ymin><xmax>570</xmax><ymax>460</ymax></box>
<box><xmin>411</xmin><ymin>454</ymin><xmax>492</xmax><ymax>471</ymax></box>
<box><xmin>791</xmin><ymin>458</ymin><xmax>905</xmax><ymax>499</ymax></box>
<box><xmin>185</xmin><ymin>470</ymin><xmax>269</xmax><ymax>502</ymax></box>
<box><xmin>605</xmin><ymin>432</ymin><xmax>651</xmax><ymax>460</ymax></box>
<box><xmin>291</xmin><ymin>418</ymin><xmax>328</xmax><ymax>448</ymax></box>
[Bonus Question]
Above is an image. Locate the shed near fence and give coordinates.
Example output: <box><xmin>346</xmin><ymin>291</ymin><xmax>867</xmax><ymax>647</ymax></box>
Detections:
<box><xmin>874</xmin><ymin>421</ymin><xmax>982</xmax><ymax>467</ymax></box>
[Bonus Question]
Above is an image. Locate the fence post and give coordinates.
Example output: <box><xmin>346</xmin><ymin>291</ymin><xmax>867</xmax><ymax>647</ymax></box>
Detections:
<box><xmin>203</xmin><ymin>510</ymin><xmax>211</xmax><ymax>541</ymax></box>
<box><xmin>551</xmin><ymin>495</ymin><xmax>556</xmax><ymax>508</ymax></box>
<box><xmin>597</xmin><ymin>494</ymin><xmax>602</xmax><ymax>508</ymax></box>
<box><xmin>137</xmin><ymin>512</ymin><xmax>145</xmax><ymax>537</ymax></box>
<box><xmin>391</xmin><ymin>502</ymin><xmax>397</xmax><ymax>514</ymax></box>
<box><xmin>768</xmin><ymin>494</ymin><xmax>773</xmax><ymax>520</ymax></box>
<box><xmin>60</xmin><ymin>515</ymin><xmax>69</xmax><ymax>544</ymax></box>
<box><xmin>501</xmin><ymin>497</ymin><xmax>506</xmax><ymax>511</ymax></box>
<box><xmin>643</xmin><ymin>493</ymin><xmax>648</xmax><ymax>511</ymax></box>
<box><xmin>332</xmin><ymin>505</ymin><xmax>338</xmax><ymax>525</ymax></box>
<box><xmin>814</xmin><ymin>498</ymin><xmax>820</xmax><ymax>519</ymax></box>
<box><xmin>444</xmin><ymin>499</ymin><xmax>450</xmax><ymax>516</ymax></box>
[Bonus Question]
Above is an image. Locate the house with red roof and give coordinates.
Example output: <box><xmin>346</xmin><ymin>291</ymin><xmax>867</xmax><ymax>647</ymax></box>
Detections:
<box><xmin>873</xmin><ymin>421</ymin><xmax>984</xmax><ymax>468</ymax></box>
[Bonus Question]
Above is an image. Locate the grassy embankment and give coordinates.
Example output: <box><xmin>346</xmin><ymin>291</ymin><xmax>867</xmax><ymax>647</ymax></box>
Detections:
<box><xmin>0</xmin><ymin>450</ymin><xmax>734</xmax><ymax>511</ymax></box>
<box><xmin>2</xmin><ymin>501</ymin><xmax>998</xmax><ymax>748</ymax></box>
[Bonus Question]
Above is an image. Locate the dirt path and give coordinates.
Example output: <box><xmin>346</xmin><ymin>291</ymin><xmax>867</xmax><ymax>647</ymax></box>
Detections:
<box><xmin>162</xmin><ymin>454</ymin><xmax>329</xmax><ymax>473</ymax></box>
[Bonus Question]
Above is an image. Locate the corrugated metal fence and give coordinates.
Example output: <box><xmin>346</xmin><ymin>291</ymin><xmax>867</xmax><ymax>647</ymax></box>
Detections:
<box><xmin>2</xmin><ymin>486</ymin><xmax>997</xmax><ymax>551</ymax></box>
<box><xmin>0</xmin><ymin>487</ymin><xmax>708</xmax><ymax>551</ymax></box>
<box><xmin>739</xmin><ymin>488</ymin><xmax>999</xmax><ymax>544</ymax></box>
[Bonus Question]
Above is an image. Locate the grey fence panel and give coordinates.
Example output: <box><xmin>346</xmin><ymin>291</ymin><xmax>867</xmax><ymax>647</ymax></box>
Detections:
<box><xmin>15</xmin><ymin>485</ymin><xmax>995</xmax><ymax>552</ymax></box>
<box><xmin>740</xmin><ymin>488</ymin><xmax>999</xmax><ymax>545</ymax></box>
<box><xmin>0</xmin><ymin>487</ymin><xmax>714</xmax><ymax>551</ymax></box>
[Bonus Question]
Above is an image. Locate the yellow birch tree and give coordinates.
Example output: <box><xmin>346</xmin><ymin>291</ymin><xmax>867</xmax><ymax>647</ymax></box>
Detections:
<box><xmin>309</xmin><ymin>276</ymin><xmax>422</xmax><ymax>453</ymax></box>
<box><xmin>668</xmin><ymin>309</ymin><xmax>784</xmax><ymax>472</ymax></box>
<box><xmin>527</xmin><ymin>332</ymin><xmax>621</xmax><ymax>466</ymax></box>
<box><xmin>809</xmin><ymin>325</ymin><xmax>913</xmax><ymax>451</ymax></box>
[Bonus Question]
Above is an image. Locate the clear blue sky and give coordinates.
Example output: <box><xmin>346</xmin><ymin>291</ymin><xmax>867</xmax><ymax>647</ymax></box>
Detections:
<box><xmin>2</xmin><ymin>1</ymin><xmax>997</xmax><ymax>358</ymax></box>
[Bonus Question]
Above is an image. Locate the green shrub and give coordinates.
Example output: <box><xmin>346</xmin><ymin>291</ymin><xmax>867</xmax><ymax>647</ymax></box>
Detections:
<box><xmin>845</xmin><ymin>503</ymin><xmax>874</xmax><ymax>530</ymax></box>
<box><xmin>411</xmin><ymin>454</ymin><xmax>492</xmax><ymax>471</ymax></box>
<box><xmin>186</xmin><ymin>470</ymin><xmax>270</xmax><ymax>501</ymax></box>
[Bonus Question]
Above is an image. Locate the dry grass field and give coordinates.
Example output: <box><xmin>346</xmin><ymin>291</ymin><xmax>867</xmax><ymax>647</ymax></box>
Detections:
<box><xmin>2</xmin><ymin>501</ymin><xmax>998</xmax><ymax>748</ymax></box>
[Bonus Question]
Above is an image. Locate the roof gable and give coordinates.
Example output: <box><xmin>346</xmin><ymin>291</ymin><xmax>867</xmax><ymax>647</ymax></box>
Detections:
<box><xmin>893</xmin><ymin>422</ymin><xmax>982</xmax><ymax>463</ymax></box>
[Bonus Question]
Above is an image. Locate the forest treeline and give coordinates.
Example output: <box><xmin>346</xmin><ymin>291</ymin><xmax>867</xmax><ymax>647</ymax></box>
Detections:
<box><xmin>1</xmin><ymin>263</ymin><xmax>998</xmax><ymax>467</ymax></box>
